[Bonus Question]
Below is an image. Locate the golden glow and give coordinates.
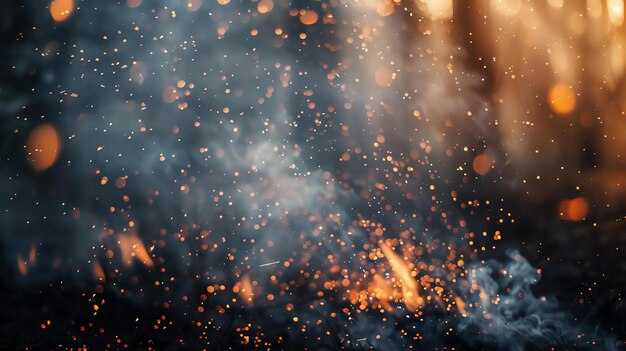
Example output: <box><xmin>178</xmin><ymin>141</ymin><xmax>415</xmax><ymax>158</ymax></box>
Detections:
<box><xmin>608</xmin><ymin>0</ymin><xmax>624</xmax><ymax>26</ymax></box>
<box><xmin>548</xmin><ymin>83</ymin><xmax>576</xmax><ymax>115</ymax></box>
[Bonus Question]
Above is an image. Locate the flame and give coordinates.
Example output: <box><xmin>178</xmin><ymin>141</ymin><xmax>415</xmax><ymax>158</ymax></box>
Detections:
<box><xmin>28</xmin><ymin>245</ymin><xmax>37</xmax><ymax>264</ymax></box>
<box><xmin>238</xmin><ymin>274</ymin><xmax>254</xmax><ymax>306</ymax></box>
<box><xmin>118</xmin><ymin>233</ymin><xmax>154</xmax><ymax>267</ymax></box>
<box><xmin>455</xmin><ymin>296</ymin><xmax>468</xmax><ymax>316</ymax></box>
<box><xmin>17</xmin><ymin>255</ymin><xmax>28</xmax><ymax>276</ymax></box>
<box><xmin>379</xmin><ymin>240</ymin><xmax>424</xmax><ymax>311</ymax></box>
<box><xmin>93</xmin><ymin>261</ymin><xmax>106</xmax><ymax>281</ymax></box>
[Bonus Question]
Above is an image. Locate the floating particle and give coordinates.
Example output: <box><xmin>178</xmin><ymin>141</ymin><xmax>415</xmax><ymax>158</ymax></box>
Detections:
<box><xmin>259</xmin><ymin>261</ymin><xmax>280</xmax><ymax>267</ymax></box>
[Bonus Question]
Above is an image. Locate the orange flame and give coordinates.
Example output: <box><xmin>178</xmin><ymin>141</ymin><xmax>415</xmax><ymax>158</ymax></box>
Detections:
<box><xmin>238</xmin><ymin>274</ymin><xmax>254</xmax><ymax>306</ymax></box>
<box><xmin>379</xmin><ymin>240</ymin><xmax>424</xmax><ymax>311</ymax></box>
<box><xmin>118</xmin><ymin>233</ymin><xmax>154</xmax><ymax>267</ymax></box>
<box><xmin>455</xmin><ymin>296</ymin><xmax>468</xmax><ymax>316</ymax></box>
<box><xmin>93</xmin><ymin>261</ymin><xmax>106</xmax><ymax>281</ymax></box>
<box><xmin>17</xmin><ymin>255</ymin><xmax>28</xmax><ymax>276</ymax></box>
<box><xmin>28</xmin><ymin>245</ymin><xmax>37</xmax><ymax>264</ymax></box>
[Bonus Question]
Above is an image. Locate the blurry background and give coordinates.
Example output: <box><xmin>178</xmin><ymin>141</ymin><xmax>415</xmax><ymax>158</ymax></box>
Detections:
<box><xmin>1</xmin><ymin>0</ymin><xmax>625</xmax><ymax>349</ymax></box>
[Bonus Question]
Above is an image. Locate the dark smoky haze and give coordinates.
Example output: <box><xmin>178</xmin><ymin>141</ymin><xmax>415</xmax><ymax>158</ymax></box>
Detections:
<box><xmin>0</xmin><ymin>0</ymin><xmax>624</xmax><ymax>350</ymax></box>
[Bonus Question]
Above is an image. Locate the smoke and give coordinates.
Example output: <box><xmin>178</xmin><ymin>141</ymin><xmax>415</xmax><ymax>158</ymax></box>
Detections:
<box><xmin>457</xmin><ymin>250</ymin><xmax>618</xmax><ymax>351</ymax></box>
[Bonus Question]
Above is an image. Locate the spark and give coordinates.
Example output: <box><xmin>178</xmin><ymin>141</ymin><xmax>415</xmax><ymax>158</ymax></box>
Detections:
<box><xmin>259</xmin><ymin>261</ymin><xmax>280</xmax><ymax>267</ymax></box>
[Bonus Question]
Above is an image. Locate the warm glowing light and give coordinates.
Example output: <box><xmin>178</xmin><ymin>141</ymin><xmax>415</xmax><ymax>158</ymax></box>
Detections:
<box><xmin>299</xmin><ymin>10</ymin><xmax>319</xmax><ymax>25</ymax></box>
<box><xmin>548</xmin><ymin>83</ymin><xmax>576</xmax><ymax>115</ymax></box>
<box><xmin>472</xmin><ymin>154</ymin><xmax>492</xmax><ymax>175</ymax></box>
<box><xmin>587</xmin><ymin>0</ymin><xmax>603</xmax><ymax>18</ymax></box>
<box><xmin>547</xmin><ymin>0</ymin><xmax>564</xmax><ymax>8</ymax></box>
<box><xmin>424</xmin><ymin>0</ymin><xmax>453</xmax><ymax>20</ymax></box>
<box><xmin>26</xmin><ymin>123</ymin><xmax>61</xmax><ymax>172</ymax></box>
<box><xmin>379</xmin><ymin>241</ymin><xmax>424</xmax><ymax>311</ymax></box>
<box><xmin>491</xmin><ymin>0</ymin><xmax>522</xmax><ymax>17</ymax></box>
<box><xmin>50</xmin><ymin>0</ymin><xmax>74</xmax><ymax>22</ymax></box>
<box><xmin>607</xmin><ymin>0</ymin><xmax>624</xmax><ymax>26</ymax></box>
<box><xmin>377</xmin><ymin>1</ymin><xmax>395</xmax><ymax>16</ymax></box>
